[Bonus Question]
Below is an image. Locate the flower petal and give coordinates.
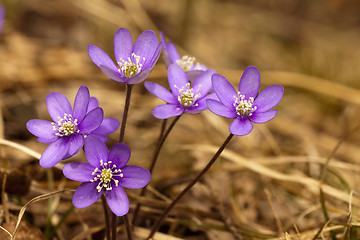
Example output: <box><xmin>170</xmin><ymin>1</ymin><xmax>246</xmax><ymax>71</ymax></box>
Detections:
<box><xmin>114</xmin><ymin>28</ymin><xmax>133</xmax><ymax>63</ymax></box>
<box><xmin>40</xmin><ymin>137</ymin><xmax>70</xmax><ymax>168</ymax></box>
<box><xmin>249</xmin><ymin>110</ymin><xmax>278</xmax><ymax>123</ymax></box>
<box><xmin>238</xmin><ymin>66</ymin><xmax>260</xmax><ymax>99</ymax></box>
<box><xmin>88</xmin><ymin>45</ymin><xmax>118</xmax><ymax>71</ymax></box>
<box><xmin>92</xmin><ymin>118</ymin><xmax>120</xmax><ymax>135</ymax></box>
<box><xmin>72</xmin><ymin>182</ymin><xmax>103</xmax><ymax>208</ymax></box>
<box><xmin>87</xmin><ymin>97</ymin><xmax>99</xmax><ymax>113</ymax></box>
<box><xmin>108</xmin><ymin>143</ymin><xmax>131</xmax><ymax>168</ymax></box>
<box><xmin>99</xmin><ymin>65</ymin><xmax>125</xmax><ymax>83</ymax></box>
<box><xmin>229</xmin><ymin>117</ymin><xmax>253</xmax><ymax>136</ymax></box>
<box><xmin>46</xmin><ymin>92</ymin><xmax>72</xmax><ymax>122</ymax></box>
<box><xmin>207</xmin><ymin>99</ymin><xmax>237</xmax><ymax>118</ymax></box>
<box><xmin>92</xmin><ymin>134</ymin><xmax>109</xmax><ymax>143</ymax></box>
<box><xmin>168</xmin><ymin>63</ymin><xmax>188</xmax><ymax>96</ymax></box>
<box><xmin>126</xmin><ymin>67</ymin><xmax>152</xmax><ymax>85</ymax></box>
<box><xmin>192</xmin><ymin>69</ymin><xmax>216</xmax><ymax>97</ymax></box>
<box><xmin>160</xmin><ymin>32</ymin><xmax>180</xmax><ymax>66</ymax></box>
<box><xmin>212</xmin><ymin>74</ymin><xmax>237</xmax><ymax>108</ymax></box>
<box><xmin>187</xmin><ymin>70</ymin><xmax>205</xmax><ymax>83</ymax></box>
<box><xmin>133</xmin><ymin>30</ymin><xmax>159</xmax><ymax>67</ymax></box>
<box><xmin>78</xmin><ymin>107</ymin><xmax>103</xmax><ymax>134</ymax></box>
<box><xmin>144</xmin><ymin>81</ymin><xmax>178</xmax><ymax>104</ymax></box>
<box><xmin>26</xmin><ymin>119</ymin><xmax>57</xmax><ymax>141</ymax></box>
<box><xmin>253</xmin><ymin>85</ymin><xmax>284</xmax><ymax>112</ymax></box>
<box><xmin>63</xmin><ymin>162</ymin><xmax>95</xmax><ymax>182</ymax></box>
<box><xmin>68</xmin><ymin>134</ymin><xmax>84</xmax><ymax>156</ymax></box>
<box><xmin>73</xmin><ymin>86</ymin><xmax>90</xmax><ymax>122</ymax></box>
<box><xmin>84</xmin><ymin>135</ymin><xmax>109</xmax><ymax>168</ymax></box>
<box><xmin>152</xmin><ymin>104</ymin><xmax>183</xmax><ymax>119</ymax></box>
<box><xmin>118</xmin><ymin>165</ymin><xmax>151</xmax><ymax>189</ymax></box>
<box><xmin>106</xmin><ymin>186</ymin><xmax>129</xmax><ymax>216</ymax></box>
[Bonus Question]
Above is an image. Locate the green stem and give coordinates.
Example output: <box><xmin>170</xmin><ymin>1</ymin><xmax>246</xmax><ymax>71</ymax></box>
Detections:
<box><xmin>147</xmin><ymin>133</ymin><xmax>234</xmax><ymax>239</ymax></box>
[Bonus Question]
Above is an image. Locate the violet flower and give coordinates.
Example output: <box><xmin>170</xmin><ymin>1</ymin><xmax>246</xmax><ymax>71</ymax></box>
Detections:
<box><xmin>161</xmin><ymin>32</ymin><xmax>207</xmax><ymax>82</ymax></box>
<box><xmin>207</xmin><ymin>66</ymin><xmax>284</xmax><ymax>136</ymax></box>
<box><xmin>63</xmin><ymin>136</ymin><xmax>151</xmax><ymax>216</ymax></box>
<box><xmin>144</xmin><ymin>63</ymin><xmax>216</xmax><ymax>119</ymax></box>
<box><xmin>27</xmin><ymin>86</ymin><xmax>118</xmax><ymax>168</ymax></box>
<box><xmin>88</xmin><ymin>28</ymin><xmax>162</xmax><ymax>85</ymax></box>
<box><xmin>0</xmin><ymin>6</ymin><xmax>4</xmax><ymax>35</ymax></box>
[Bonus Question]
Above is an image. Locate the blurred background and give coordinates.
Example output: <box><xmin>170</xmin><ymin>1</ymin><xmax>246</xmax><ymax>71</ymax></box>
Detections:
<box><xmin>0</xmin><ymin>0</ymin><xmax>359</xmax><ymax>239</ymax></box>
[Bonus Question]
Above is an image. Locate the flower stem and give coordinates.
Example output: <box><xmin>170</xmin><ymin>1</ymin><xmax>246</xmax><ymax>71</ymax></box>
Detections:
<box><xmin>123</xmin><ymin>214</ymin><xmax>133</xmax><ymax>240</ymax></box>
<box><xmin>119</xmin><ymin>84</ymin><xmax>134</xmax><ymax>143</ymax></box>
<box><xmin>147</xmin><ymin>133</ymin><xmax>234</xmax><ymax>239</ymax></box>
<box><xmin>132</xmin><ymin>116</ymin><xmax>181</xmax><ymax>226</ymax></box>
<box><xmin>101</xmin><ymin>195</ymin><xmax>111</xmax><ymax>240</ymax></box>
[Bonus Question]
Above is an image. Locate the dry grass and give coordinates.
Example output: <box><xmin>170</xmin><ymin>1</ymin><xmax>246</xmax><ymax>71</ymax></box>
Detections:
<box><xmin>0</xmin><ymin>0</ymin><xmax>359</xmax><ymax>239</ymax></box>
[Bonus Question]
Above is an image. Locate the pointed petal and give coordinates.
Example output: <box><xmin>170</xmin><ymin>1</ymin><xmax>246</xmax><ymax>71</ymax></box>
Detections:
<box><xmin>106</xmin><ymin>186</ymin><xmax>129</xmax><ymax>216</ymax></box>
<box><xmin>118</xmin><ymin>165</ymin><xmax>151</xmax><ymax>189</ymax></box>
<box><xmin>87</xmin><ymin>97</ymin><xmax>99</xmax><ymax>113</ymax></box>
<box><xmin>168</xmin><ymin>64</ymin><xmax>188</xmax><ymax>95</ymax></box>
<box><xmin>92</xmin><ymin>118</ymin><xmax>120</xmax><ymax>135</ymax></box>
<box><xmin>84</xmin><ymin>135</ymin><xmax>109</xmax><ymax>168</ymax></box>
<box><xmin>46</xmin><ymin>92</ymin><xmax>72</xmax><ymax>122</ymax></box>
<box><xmin>88</xmin><ymin>45</ymin><xmax>118</xmax><ymax>71</ymax></box>
<box><xmin>114</xmin><ymin>28</ymin><xmax>133</xmax><ymax>63</ymax></box>
<box><xmin>192</xmin><ymin>69</ymin><xmax>216</xmax><ymax>97</ymax></box>
<box><xmin>253</xmin><ymin>85</ymin><xmax>284</xmax><ymax>112</ymax></box>
<box><xmin>152</xmin><ymin>104</ymin><xmax>183</xmax><ymax>119</ymax></box>
<box><xmin>63</xmin><ymin>162</ymin><xmax>95</xmax><ymax>182</ymax></box>
<box><xmin>27</xmin><ymin>119</ymin><xmax>57</xmax><ymax>141</ymax></box>
<box><xmin>249</xmin><ymin>110</ymin><xmax>278</xmax><ymax>123</ymax></box>
<box><xmin>238</xmin><ymin>66</ymin><xmax>261</xmax><ymax>99</ymax></box>
<box><xmin>40</xmin><ymin>138</ymin><xmax>70</xmax><ymax>168</ymax></box>
<box><xmin>212</xmin><ymin>74</ymin><xmax>237</xmax><ymax>108</ymax></box>
<box><xmin>68</xmin><ymin>134</ymin><xmax>84</xmax><ymax>156</ymax></box>
<box><xmin>207</xmin><ymin>99</ymin><xmax>237</xmax><ymax>118</ymax></box>
<box><xmin>133</xmin><ymin>30</ymin><xmax>159</xmax><ymax>67</ymax></box>
<box><xmin>78</xmin><ymin>108</ymin><xmax>103</xmax><ymax>134</ymax></box>
<box><xmin>144</xmin><ymin>81</ymin><xmax>177</xmax><ymax>104</ymax></box>
<box><xmin>73</xmin><ymin>86</ymin><xmax>90</xmax><ymax>122</ymax></box>
<box><xmin>108</xmin><ymin>143</ymin><xmax>131</xmax><ymax>168</ymax></box>
<box><xmin>229</xmin><ymin>117</ymin><xmax>253</xmax><ymax>136</ymax></box>
<box><xmin>99</xmin><ymin>65</ymin><xmax>125</xmax><ymax>83</ymax></box>
<box><xmin>72</xmin><ymin>182</ymin><xmax>103</xmax><ymax>208</ymax></box>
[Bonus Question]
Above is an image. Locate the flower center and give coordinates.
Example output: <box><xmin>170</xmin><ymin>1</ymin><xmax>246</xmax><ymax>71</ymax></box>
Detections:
<box><xmin>234</xmin><ymin>92</ymin><xmax>257</xmax><ymax>117</ymax></box>
<box><xmin>176</xmin><ymin>83</ymin><xmax>201</xmax><ymax>107</ymax></box>
<box><xmin>52</xmin><ymin>113</ymin><xmax>79</xmax><ymax>137</ymax></box>
<box><xmin>90</xmin><ymin>160</ymin><xmax>123</xmax><ymax>192</ymax></box>
<box><xmin>176</xmin><ymin>55</ymin><xmax>195</xmax><ymax>71</ymax></box>
<box><xmin>117</xmin><ymin>53</ymin><xmax>145</xmax><ymax>78</ymax></box>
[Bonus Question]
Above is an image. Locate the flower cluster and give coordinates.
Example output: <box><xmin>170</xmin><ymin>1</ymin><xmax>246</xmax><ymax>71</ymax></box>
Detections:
<box><xmin>26</xmin><ymin>27</ymin><xmax>284</xmax><ymax>220</ymax></box>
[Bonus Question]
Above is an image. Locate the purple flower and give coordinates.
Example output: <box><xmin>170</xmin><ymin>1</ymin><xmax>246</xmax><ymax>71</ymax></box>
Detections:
<box><xmin>63</xmin><ymin>136</ymin><xmax>151</xmax><ymax>216</ymax></box>
<box><xmin>161</xmin><ymin>32</ymin><xmax>206</xmax><ymax>72</ymax></box>
<box><xmin>27</xmin><ymin>86</ymin><xmax>119</xmax><ymax>168</ymax></box>
<box><xmin>145</xmin><ymin>63</ymin><xmax>216</xmax><ymax>119</ymax></box>
<box><xmin>207</xmin><ymin>66</ymin><xmax>284</xmax><ymax>136</ymax></box>
<box><xmin>88</xmin><ymin>28</ymin><xmax>162</xmax><ymax>85</ymax></box>
<box><xmin>0</xmin><ymin>6</ymin><xmax>4</xmax><ymax>35</ymax></box>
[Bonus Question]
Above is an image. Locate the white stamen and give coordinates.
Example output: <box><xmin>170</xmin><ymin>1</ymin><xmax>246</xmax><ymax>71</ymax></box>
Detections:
<box><xmin>52</xmin><ymin>113</ymin><xmax>79</xmax><ymax>137</ymax></box>
<box><xmin>175</xmin><ymin>83</ymin><xmax>201</xmax><ymax>107</ymax></box>
<box><xmin>90</xmin><ymin>160</ymin><xmax>124</xmax><ymax>192</ymax></box>
<box><xmin>117</xmin><ymin>53</ymin><xmax>145</xmax><ymax>78</ymax></box>
<box><xmin>234</xmin><ymin>92</ymin><xmax>257</xmax><ymax>116</ymax></box>
<box><xmin>176</xmin><ymin>55</ymin><xmax>195</xmax><ymax>71</ymax></box>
